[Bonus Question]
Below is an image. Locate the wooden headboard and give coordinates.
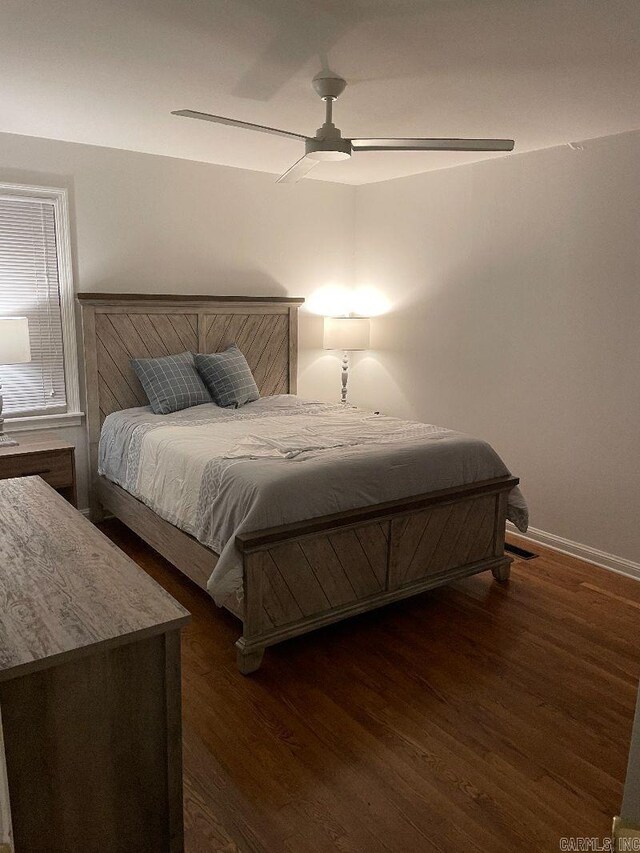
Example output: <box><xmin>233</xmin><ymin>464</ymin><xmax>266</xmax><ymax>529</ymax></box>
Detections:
<box><xmin>78</xmin><ymin>293</ymin><xmax>303</xmax><ymax>498</ymax></box>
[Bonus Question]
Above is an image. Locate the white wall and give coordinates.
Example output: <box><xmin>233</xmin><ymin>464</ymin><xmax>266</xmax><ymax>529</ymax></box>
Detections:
<box><xmin>1</xmin><ymin>128</ymin><xmax>638</xmax><ymax>567</ymax></box>
<box><xmin>354</xmin><ymin>130</ymin><xmax>640</xmax><ymax>564</ymax></box>
<box><xmin>0</xmin><ymin>131</ymin><xmax>356</xmax><ymax>508</ymax></box>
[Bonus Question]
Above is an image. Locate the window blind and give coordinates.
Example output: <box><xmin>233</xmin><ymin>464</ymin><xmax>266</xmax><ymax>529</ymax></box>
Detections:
<box><xmin>0</xmin><ymin>195</ymin><xmax>67</xmax><ymax>417</ymax></box>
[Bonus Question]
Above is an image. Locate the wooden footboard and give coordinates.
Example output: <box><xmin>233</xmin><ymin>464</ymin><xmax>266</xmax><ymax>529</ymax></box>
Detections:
<box><xmin>235</xmin><ymin>476</ymin><xmax>517</xmax><ymax>673</ymax></box>
<box><xmin>96</xmin><ymin>473</ymin><xmax>516</xmax><ymax>673</ymax></box>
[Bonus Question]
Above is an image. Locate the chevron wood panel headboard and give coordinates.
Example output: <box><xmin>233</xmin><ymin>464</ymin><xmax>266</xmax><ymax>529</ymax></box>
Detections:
<box><xmin>78</xmin><ymin>293</ymin><xmax>303</xmax><ymax>500</ymax></box>
<box><xmin>203</xmin><ymin>312</ymin><xmax>290</xmax><ymax>398</ymax></box>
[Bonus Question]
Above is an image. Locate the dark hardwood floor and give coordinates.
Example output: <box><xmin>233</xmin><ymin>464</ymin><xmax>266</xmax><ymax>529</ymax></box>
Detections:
<box><xmin>100</xmin><ymin>520</ymin><xmax>640</xmax><ymax>852</ymax></box>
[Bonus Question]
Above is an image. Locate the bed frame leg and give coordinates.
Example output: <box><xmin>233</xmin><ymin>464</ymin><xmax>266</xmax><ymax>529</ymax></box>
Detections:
<box><xmin>235</xmin><ymin>640</ymin><xmax>264</xmax><ymax>675</ymax></box>
<box><xmin>89</xmin><ymin>497</ymin><xmax>106</xmax><ymax>524</ymax></box>
<box><xmin>492</xmin><ymin>562</ymin><xmax>511</xmax><ymax>583</ymax></box>
<box><xmin>88</xmin><ymin>479</ymin><xmax>106</xmax><ymax>523</ymax></box>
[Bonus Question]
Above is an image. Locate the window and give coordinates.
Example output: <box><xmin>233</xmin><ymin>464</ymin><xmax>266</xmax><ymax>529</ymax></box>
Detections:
<box><xmin>0</xmin><ymin>183</ymin><xmax>80</xmax><ymax>427</ymax></box>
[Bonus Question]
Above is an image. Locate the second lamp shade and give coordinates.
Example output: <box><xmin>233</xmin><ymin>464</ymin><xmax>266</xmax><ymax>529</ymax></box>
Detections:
<box><xmin>323</xmin><ymin>316</ymin><xmax>370</xmax><ymax>351</ymax></box>
<box><xmin>0</xmin><ymin>317</ymin><xmax>31</xmax><ymax>365</ymax></box>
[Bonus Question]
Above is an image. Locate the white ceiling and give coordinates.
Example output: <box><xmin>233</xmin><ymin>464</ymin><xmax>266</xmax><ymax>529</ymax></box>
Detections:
<box><xmin>1</xmin><ymin>0</ymin><xmax>638</xmax><ymax>185</ymax></box>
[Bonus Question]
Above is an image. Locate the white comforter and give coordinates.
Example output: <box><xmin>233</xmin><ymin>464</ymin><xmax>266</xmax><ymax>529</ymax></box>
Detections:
<box><xmin>99</xmin><ymin>395</ymin><xmax>528</xmax><ymax>605</ymax></box>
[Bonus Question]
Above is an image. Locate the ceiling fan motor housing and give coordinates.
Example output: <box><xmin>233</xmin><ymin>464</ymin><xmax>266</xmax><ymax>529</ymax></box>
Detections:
<box><xmin>312</xmin><ymin>75</ymin><xmax>348</xmax><ymax>101</ymax></box>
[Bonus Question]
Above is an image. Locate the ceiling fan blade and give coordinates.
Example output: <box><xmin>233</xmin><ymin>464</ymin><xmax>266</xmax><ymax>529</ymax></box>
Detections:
<box><xmin>276</xmin><ymin>156</ymin><xmax>319</xmax><ymax>184</ymax></box>
<box><xmin>351</xmin><ymin>138</ymin><xmax>515</xmax><ymax>152</ymax></box>
<box><xmin>171</xmin><ymin>110</ymin><xmax>307</xmax><ymax>141</ymax></box>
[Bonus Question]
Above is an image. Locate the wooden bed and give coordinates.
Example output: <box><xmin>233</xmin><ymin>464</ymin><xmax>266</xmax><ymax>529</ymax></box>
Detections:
<box><xmin>79</xmin><ymin>293</ymin><xmax>516</xmax><ymax>673</ymax></box>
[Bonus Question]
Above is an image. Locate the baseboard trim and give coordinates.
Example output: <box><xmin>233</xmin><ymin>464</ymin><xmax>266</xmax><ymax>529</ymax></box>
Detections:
<box><xmin>506</xmin><ymin>522</ymin><xmax>640</xmax><ymax>581</ymax></box>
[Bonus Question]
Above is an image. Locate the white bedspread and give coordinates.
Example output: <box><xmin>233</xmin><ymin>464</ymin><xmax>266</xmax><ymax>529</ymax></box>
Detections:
<box><xmin>99</xmin><ymin>395</ymin><xmax>528</xmax><ymax>605</ymax></box>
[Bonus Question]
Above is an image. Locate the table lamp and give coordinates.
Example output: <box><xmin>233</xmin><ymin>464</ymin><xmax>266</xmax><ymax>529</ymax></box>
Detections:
<box><xmin>323</xmin><ymin>315</ymin><xmax>370</xmax><ymax>404</ymax></box>
<box><xmin>0</xmin><ymin>317</ymin><xmax>31</xmax><ymax>446</ymax></box>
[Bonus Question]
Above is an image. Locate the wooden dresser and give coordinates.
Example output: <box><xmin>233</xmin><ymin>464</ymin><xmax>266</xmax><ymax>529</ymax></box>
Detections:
<box><xmin>0</xmin><ymin>437</ymin><xmax>77</xmax><ymax>506</ymax></box>
<box><xmin>0</xmin><ymin>476</ymin><xmax>190</xmax><ymax>853</ymax></box>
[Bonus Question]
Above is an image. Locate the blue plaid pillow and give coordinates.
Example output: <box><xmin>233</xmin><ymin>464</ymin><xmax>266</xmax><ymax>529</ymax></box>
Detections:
<box><xmin>131</xmin><ymin>351</ymin><xmax>212</xmax><ymax>414</ymax></box>
<box><xmin>195</xmin><ymin>346</ymin><xmax>259</xmax><ymax>408</ymax></box>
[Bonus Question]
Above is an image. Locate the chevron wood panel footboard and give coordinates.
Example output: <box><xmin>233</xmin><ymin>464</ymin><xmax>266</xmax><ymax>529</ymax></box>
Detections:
<box><xmin>251</xmin><ymin>520</ymin><xmax>391</xmax><ymax>631</ymax></box>
<box><xmin>388</xmin><ymin>494</ymin><xmax>497</xmax><ymax>589</ymax></box>
<box><xmin>236</xmin><ymin>478</ymin><xmax>515</xmax><ymax>672</ymax></box>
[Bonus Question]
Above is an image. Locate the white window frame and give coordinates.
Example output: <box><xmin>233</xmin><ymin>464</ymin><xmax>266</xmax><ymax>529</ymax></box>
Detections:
<box><xmin>0</xmin><ymin>182</ymin><xmax>82</xmax><ymax>432</ymax></box>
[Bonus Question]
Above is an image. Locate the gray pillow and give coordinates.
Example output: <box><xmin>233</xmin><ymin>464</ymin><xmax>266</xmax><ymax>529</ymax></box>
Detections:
<box><xmin>131</xmin><ymin>351</ymin><xmax>211</xmax><ymax>415</ymax></box>
<box><xmin>195</xmin><ymin>345</ymin><xmax>259</xmax><ymax>408</ymax></box>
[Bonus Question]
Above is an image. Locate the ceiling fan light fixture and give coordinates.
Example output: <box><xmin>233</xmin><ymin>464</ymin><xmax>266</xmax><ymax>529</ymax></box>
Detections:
<box><xmin>305</xmin><ymin>137</ymin><xmax>351</xmax><ymax>161</ymax></box>
<box><xmin>306</xmin><ymin>149</ymin><xmax>351</xmax><ymax>162</ymax></box>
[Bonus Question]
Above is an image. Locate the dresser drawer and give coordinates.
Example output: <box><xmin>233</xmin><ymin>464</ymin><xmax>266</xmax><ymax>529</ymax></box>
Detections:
<box><xmin>0</xmin><ymin>449</ymin><xmax>74</xmax><ymax>489</ymax></box>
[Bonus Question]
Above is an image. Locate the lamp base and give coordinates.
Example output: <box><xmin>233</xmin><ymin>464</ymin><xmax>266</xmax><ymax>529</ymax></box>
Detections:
<box><xmin>0</xmin><ymin>414</ymin><xmax>19</xmax><ymax>447</ymax></box>
<box><xmin>341</xmin><ymin>351</ymin><xmax>349</xmax><ymax>405</ymax></box>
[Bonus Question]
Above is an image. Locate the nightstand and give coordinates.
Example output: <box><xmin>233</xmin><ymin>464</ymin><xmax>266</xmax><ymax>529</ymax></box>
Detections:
<box><xmin>0</xmin><ymin>437</ymin><xmax>77</xmax><ymax>507</ymax></box>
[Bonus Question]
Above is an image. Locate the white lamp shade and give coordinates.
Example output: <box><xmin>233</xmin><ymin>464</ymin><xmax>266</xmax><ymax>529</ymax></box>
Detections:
<box><xmin>323</xmin><ymin>316</ymin><xmax>370</xmax><ymax>351</ymax></box>
<box><xmin>0</xmin><ymin>317</ymin><xmax>31</xmax><ymax>365</ymax></box>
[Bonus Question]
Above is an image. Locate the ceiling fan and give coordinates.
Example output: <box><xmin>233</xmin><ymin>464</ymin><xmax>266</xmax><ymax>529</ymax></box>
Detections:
<box><xmin>172</xmin><ymin>74</ymin><xmax>515</xmax><ymax>184</ymax></box>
